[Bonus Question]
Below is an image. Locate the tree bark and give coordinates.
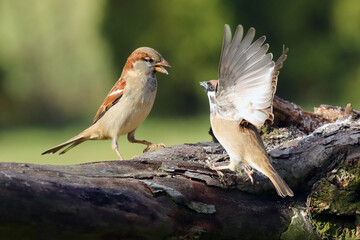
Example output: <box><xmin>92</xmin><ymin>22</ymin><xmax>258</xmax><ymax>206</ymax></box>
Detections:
<box><xmin>0</xmin><ymin>97</ymin><xmax>359</xmax><ymax>240</ymax></box>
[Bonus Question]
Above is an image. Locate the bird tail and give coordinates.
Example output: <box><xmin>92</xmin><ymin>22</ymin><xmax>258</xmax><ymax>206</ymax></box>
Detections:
<box><xmin>268</xmin><ymin>173</ymin><xmax>294</xmax><ymax>198</ymax></box>
<box><xmin>249</xmin><ymin>150</ymin><xmax>294</xmax><ymax>198</ymax></box>
<box><xmin>41</xmin><ymin>128</ymin><xmax>92</xmax><ymax>155</ymax></box>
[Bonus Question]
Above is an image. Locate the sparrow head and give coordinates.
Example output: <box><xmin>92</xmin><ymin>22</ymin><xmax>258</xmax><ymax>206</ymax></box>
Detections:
<box><xmin>200</xmin><ymin>80</ymin><xmax>218</xmax><ymax>93</ymax></box>
<box><xmin>124</xmin><ymin>47</ymin><xmax>171</xmax><ymax>75</ymax></box>
<box><xmin>200</xmin><ymin>80</ymin><xmax>218</xmax><ymax>112</ymax></box>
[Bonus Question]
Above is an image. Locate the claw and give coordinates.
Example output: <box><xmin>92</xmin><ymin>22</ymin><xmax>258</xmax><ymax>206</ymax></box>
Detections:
<box><xmin>243</xmin><ymin>165</ymin><xmax>254</xmax><ymax>184</ymax></box>
<box><xmin>143</xmin><ymin>143</ymin><xmax>166</xmax><ymax>153</ymax></box>
<box><xmin>205</xmin><ymin>160</ymin><xmax>225</xmax><ymax>178</ymax></box>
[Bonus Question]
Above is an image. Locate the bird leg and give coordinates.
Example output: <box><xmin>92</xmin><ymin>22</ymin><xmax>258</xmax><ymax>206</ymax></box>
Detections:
<box><xmin>127</xmin><ymin>130</ymin><xmax>165</xmax><ymax>153</ymax></box>
<box><xmin>206</xmin><ymin>160</ymin><xmax>254</xmax><ymax>184</ymax></box>
<box><xmin>242</xmin><ymin>165</ymin><xmax>254</xmax><ymax>184</ymax></box>
<box><xmin>205</xmin><ymin>159</ymin><xmax>225</xmax><ymax>178</ymax></box>
<box><xmin>112</xmin><ymin>137</ymin><xmax>123</xmax><ymax>160</ymax></box>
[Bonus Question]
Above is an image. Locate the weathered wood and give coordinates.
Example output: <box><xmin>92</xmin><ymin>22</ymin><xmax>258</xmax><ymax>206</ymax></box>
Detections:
<box><xmin>272</xmin><ymin>96</ymin><xmax>359</xmax><ymax>133</ymax></box>
<box><xmin>0</xmin><ymin>160</ymin><xmax>299</xmax><ymax>240</ymax></box>
<box><xmin>272</xmin><ymin>95</ymin><xmax>329</xmax><ymax>133</ymax></box>
<box><xmin>0</xmin><ymin>97</ymin><xmax>359</xmax><ymax>240</ymax></box>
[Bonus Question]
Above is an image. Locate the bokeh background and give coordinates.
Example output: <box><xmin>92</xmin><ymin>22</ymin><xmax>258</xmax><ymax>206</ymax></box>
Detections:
<box><xmin>1</xmin><ymin>0</ymin><xmax>359</xmax><ymax>164</ymax></box>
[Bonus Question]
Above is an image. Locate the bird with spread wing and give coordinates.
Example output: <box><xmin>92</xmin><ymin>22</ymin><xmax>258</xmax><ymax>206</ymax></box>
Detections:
<box><xmin>201</xmin><ymin>24</ymin><xmax>293</xmax><ymax>197</ymax></box>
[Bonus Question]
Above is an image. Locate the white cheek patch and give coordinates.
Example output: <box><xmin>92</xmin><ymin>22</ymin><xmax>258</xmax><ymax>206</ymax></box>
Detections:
<box><xmin>109</xmin><ymin>89</ymin><xmax>123</xmax><ymax>96</ymax></box>
<box><xmin>207</xmin><ymin>91</ymin><xmax>216</xmax><ymax>104</ymax></box>
<box><xmin>207</xmin><ymin>91</ymin><xmax>217</xmax><ymax>112</ymax></box>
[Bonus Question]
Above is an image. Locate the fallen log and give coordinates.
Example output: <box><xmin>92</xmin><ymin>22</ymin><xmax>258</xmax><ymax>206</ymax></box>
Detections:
<box><xmin>0</xmin><ymin>97</ymin><xmax>359</xmax><ymax>240</ymax></box>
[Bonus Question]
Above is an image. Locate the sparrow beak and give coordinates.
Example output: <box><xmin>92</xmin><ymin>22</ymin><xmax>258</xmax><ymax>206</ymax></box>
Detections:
<box><xmin>155</xmin><ymin>59</ymin><xmax>171</xmax><ymax>75</ymax></box>
<box><xmin>200</xmin><ymin>81</ymin><xmax>208</xmax><ymax>90</ymax></box>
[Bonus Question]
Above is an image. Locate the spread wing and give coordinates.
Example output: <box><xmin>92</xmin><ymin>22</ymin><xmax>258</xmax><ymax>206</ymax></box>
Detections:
<box><xmin>93</xmin><ymin>78</ymin><xmax>126</xmax><ymax>124</ymax></box>
<box><xmin>216</xmin><ymin>24</ymin><xmax>287</xmax><ymax>127</ymax></box>
<box><xmin>265</xmin><ymin>45</ymin><xmax>288</xmax><ymax>123</ymax></box>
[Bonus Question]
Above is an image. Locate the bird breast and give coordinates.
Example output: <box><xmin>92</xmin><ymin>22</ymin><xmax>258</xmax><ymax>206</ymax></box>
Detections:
<box><xmin>95</xmin><ymin>74</ymin><xmax>157</xmax><ymax>138</ymax></box>
<box><xmin>210</xmin><ymin>113</ymin><xmax>266</xmax><ymax>167</ymax></box>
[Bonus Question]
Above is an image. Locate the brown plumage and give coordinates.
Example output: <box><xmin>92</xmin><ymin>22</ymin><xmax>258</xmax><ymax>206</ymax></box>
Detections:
<box><xmin>211</xmin><ymin>115</ymin><xmax>293</xmax><ymax>197</ymax></box>
<box><xmin>93</xmin><ymin>79</ymin><xmax>126</xmax><ymax>124</ymax></box>
<box><xmin>42</xmin><ymin>47</ymin><xmax>170</xmax><ymax>159</ymax></box>
<box><xmin>200</xmin><ymin>24</ymin><xmax>293</xmax><ymax>197</ymax></box>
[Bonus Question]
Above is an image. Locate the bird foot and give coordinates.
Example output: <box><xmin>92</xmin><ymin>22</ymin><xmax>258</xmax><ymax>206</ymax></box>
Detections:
<box><xmin>143</xmin><ymin>143</ymin><xmax>166</xmax><ymax>153</ymax></box>
<box><xmin>131</xmin><ymin>155</ymin><xmax>140</xmax><ymax>159</ymax></box>
<box><xmin>243</xmin><ymin>165</ymin><xmax>254</xmax><ymax>184</ymax></box>
<box><xmin>205</xmin><ymin>160</ymin><xmax>225</xmax><ymax>178</ymax></box>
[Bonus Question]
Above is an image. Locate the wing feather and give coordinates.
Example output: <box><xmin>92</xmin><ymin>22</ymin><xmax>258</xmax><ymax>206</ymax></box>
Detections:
<box><xmin>216</xmin><ymin>25</ymin><xmax>287</xmax><ymax>128</ymax></box>
<box><xmin>266</xmin><ymin>45</ymin><xmax>289</xmax><ymax>123</ymax></box>
<box><xmin>218</xmin><ymin>24</ymin><xmax>232</xmax><ymax>91</ymax></box>
<box><xmin>221</xmin><ymin>25</ymin><xmax>244</xmax><ymax>77</ymax></box>
<box><xmin>93</xmin><ymin>78</ymin><xmax>126</xmax><ymax>124</ymax></box>
<box><xmin>228</xmin><ymin>36</ymin><xmax>266</xmax><ymax>75</ymax></box>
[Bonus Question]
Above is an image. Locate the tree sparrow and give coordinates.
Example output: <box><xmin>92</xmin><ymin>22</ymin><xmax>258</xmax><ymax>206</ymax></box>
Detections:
<box><xmin>200</xmin><ymin>25</ymin><xmax>293</xmax><ymax>197</ymax></box>
<box><xmin>42</xmin><ymin>47</ymin><xmax>170</xmax><ymax>160</ymax></box>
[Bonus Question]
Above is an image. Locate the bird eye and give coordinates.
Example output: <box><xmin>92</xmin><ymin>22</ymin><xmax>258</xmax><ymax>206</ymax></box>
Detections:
<box><xmin>208</xmin><ymin>83</ymin><xmax>214</xmax><ymax>91</ymax></box>
<box><xmin>144</xmin><ymin>57</ymin><xmax>154</xmax><ymax>63</ymax></box>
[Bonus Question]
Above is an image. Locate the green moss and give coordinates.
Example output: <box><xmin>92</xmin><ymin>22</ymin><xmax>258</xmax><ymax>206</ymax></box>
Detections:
<box><xmin>281</xmin><ymin>209</ymin><xmax>320</xmax><ymax>240</ymax></box>
<box><xmin>308</xmin><ymin>159</ymin><xmax>360</xmax><ymax>239</ymax></box>
<box><xmin>260</xmin><ymin>126</ymin><xmax>271</xmax><ymax>135</ymax></box>
<box><xmin>312</xmin><ymin>221</ymin><xmax>338</xmax><ymax>237</ymax></box>
<box><xmin>158</xmin><ymin>169</ymin><xmax>168</xmax><ymax>173</ymax></box>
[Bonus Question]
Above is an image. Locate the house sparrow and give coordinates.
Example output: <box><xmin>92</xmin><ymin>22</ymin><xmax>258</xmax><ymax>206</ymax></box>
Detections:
<box><xmin>42</xmin><ymin>47</ymin><xmax>170</xmax><ymax>160</ymax></box>
<box><xmin>200</xmin><ymin>24</ymin><xmax>293</xmax><ymax>197</ymax></box>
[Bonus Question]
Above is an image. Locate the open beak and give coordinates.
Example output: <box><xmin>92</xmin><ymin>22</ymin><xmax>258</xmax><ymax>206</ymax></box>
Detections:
<box><xmin>155</xmin><ymin>59</ymin><xmax>171</xmax><ymax>75</ymax></box>
<box><xmin>200</xmin><ymin>81</ymin><xmax>208</xmax><ymax>90</ymax></box>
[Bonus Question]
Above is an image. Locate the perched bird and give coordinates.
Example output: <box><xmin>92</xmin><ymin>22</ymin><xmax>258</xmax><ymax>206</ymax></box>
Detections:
<box><xmin>42</xmin><ymin>47</ymin><xmax>170</xmax><ymax>160</ymax></box>
<box><xmin>200</xmin><ymin>24</ymin><xmax>293</xmax><ymax>197</ymax></box>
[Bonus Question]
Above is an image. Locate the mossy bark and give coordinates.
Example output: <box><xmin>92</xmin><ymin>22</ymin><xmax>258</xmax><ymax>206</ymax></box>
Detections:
<box><xmin>0</xmin><ymin>97</ymin><xmax>359</xmax><ymax>240</ymax></box>
<box><xmin>308</xmin><ymin>158</ymin><xmax>360</xmax><ymax>239</ymax></box>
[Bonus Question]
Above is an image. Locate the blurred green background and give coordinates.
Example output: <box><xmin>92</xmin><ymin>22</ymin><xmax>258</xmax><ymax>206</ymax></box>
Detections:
<box><xmin>1</xmin><ymin>0</ymin><xmax>359</xmax><ymax>164</ymax></box>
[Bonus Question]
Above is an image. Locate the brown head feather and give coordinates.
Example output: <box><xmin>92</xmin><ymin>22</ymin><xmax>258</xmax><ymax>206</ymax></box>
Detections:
<box><xmin>123</xmin><ymin>52</ymin><xmax>151</xmax><ymax>72</ymax></box>
<box><xmin>123</xmin><ymin>47</ymin><xmax>164</xmax><ymax>72</ymax></box>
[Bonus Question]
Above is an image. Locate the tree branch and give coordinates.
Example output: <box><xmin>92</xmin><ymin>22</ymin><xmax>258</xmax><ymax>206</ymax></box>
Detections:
<box><xmin>0</xmin><ymin>96</ymin><xmax>359</xmax><ymax>239</ymax></box>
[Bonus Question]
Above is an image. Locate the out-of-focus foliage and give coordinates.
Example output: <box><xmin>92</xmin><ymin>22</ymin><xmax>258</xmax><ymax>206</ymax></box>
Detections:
<box><xmin>0</xmin><ymin>0</ymin><xmax>360</xmax><ymax>127</ymax></box>
<box><xmin>0</xmin><ymin>0</ymin><xmax>113</xmax><ymax>125</ymax></box>
<box><xmin>101</xmin><ymin>0</ymin><xmax>233</xmax><ymax>116</ymax></box>
<box><xmin>332</xmin><ymin>0</ymin><xmax>360</xmax><ymax>107</ymax></box>
<box><xmin>230</xmin><ymin>0</ymin><xmax>360</xmax><ymax>109</ymax></box>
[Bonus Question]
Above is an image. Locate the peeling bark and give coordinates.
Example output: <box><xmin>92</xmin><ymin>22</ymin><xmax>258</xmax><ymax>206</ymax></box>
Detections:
<box><xmin>0</xmin><ymin>97</ymin><xmax>359</xmax><ymax>240</ymax></box>
<box><xmin>272</xmin><ymin>96</ymin><xmax>359</xmax><ymax>133</ymax></box>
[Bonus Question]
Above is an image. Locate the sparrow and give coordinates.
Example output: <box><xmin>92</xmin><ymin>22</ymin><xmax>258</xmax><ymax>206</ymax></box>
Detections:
<box><xmin>200</xmin><ymin>24</ymin><xmax>294</xmax><ymax>197</ymax></box>
<box><xmin>42</xmin><ymin>47</ymin><xmax>170</xmax><ymax>160</ymax></box>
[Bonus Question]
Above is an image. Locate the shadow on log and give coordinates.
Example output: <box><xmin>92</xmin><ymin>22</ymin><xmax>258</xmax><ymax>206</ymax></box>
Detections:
<box><xmin>0</xmin><ymin>97</ymin><xmax>359</xmax><ymax>240</ymax></box>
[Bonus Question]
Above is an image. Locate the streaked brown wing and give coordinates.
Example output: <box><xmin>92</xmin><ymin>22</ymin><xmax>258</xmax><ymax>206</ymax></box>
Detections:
<box><xmin>264</xmin><ymin>45</ymin><xmax>289</xmax><ymax>124</ymax></box>
<box><xmin>93</xmin><ymin>79</ymin><xmax>126</xmax><ymax>124</ymax></box>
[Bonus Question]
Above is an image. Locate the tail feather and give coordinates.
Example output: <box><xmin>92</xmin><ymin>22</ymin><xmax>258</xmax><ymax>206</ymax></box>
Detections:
<box><xmin>42</xmin><ymin>134</ymin><xmax>86</xmax><ymax>155</ymax></box>
<box><xmin>268</xmin><ymin>173</ymin><xmax>294</xmax><ymax>198</ymax></box>
<box><xmin>58</xmin><ymin>140</ymin><xmax>85</xmax><ymax>155</ymax></box>
<box><xmin>248</xmin><ymin>152</ymin><xmax>294</xmax><ymax>198</ymax></box>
